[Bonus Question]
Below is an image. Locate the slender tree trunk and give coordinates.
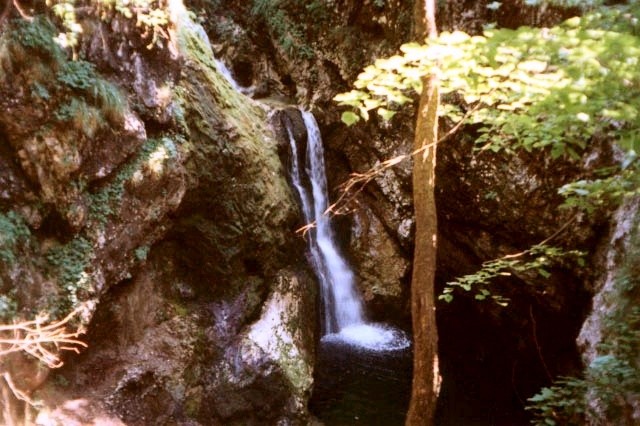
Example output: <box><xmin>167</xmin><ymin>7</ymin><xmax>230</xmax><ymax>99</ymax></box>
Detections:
<box><xmin>406</xmin><ymin>0</ymin><xmax>440</xmax><ymax>424</ymax></box>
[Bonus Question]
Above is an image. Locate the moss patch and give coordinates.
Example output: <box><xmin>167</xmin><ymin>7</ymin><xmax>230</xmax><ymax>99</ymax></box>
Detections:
<box><xmin>46</xmin><ymin>236</ymin><xmax>93</xmax><ymax>313</ymax></box>
<box><xmin>0</xmin><ymin>211</ymin><xmax>30</xmax><ymax>265</ymax></box>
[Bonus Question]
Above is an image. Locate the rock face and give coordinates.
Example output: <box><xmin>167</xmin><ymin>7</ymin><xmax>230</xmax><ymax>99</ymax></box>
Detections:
<box><xmin>198</xmin><ymin>0</ymin><xmax>417</xmax><ymax>322</ymax></box>
<box><xmin>576</xmin><ymin>198</ymin><xmax>640</xmax><ymax>425</ymax></box>
<box><xmin>1</xmin><ymin>1</ymin><xmax>636</xmax><ymax>425</ymax></box>
<box><xmin>200</xmin><ymin>1</ymin><xmax>635</xmax><ymax>424</ymax></box>
<box><xmin>0</xmin><ymin>2</ymin><xmax>315</xmax><ymax>424</ymax></box>
<box><xmin>45</xmin><ymin>246</ymin><xmax>315</xmax><ymax>426</ymax></box>
<box><xmin>204</xmin><ymin>269</ymin><xmax>316</xmax><ymax>425</ymax></box>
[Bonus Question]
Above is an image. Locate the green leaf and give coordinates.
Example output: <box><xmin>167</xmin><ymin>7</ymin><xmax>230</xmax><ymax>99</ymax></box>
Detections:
<box><xmin>341</xmin><ymin>111</ymin><xmax>360</xmax><ymax>126</ymax></box>
<box><xmin>377</xmin><ymin>108</ymin><xmax>397</xmax><ymax>121</ymax></box>
<box><xmin>538</xmin><ymin>268</ymin><xmax>551</xmax><ymax>279</ymax></box>
<box><xmin>439</xmin><ymin>294</ymin><xmax>454</xmax><ymax>303</ymax></box>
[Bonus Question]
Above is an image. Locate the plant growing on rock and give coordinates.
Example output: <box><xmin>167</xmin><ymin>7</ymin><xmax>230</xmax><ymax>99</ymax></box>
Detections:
<box><xmin>1</xmin><ymin>15</ymin><xmax>127</xmax><ymax>139</ymax></box>
<box><xmin>528</xmin><ymin>244</ymin><xmax>640</xmax><ymax>424</ymax></box>
<box><xmin>0</xmin><ymin>212</ymin><xmax>31</xmax><ymax>266</ymax></box>
<box><xmin>47</xmin><ymin>0</ymin><xmax>169</xmax><ymax>51</ymax></box>
<box><xmin>250</xmin><ymin>0</ymin><xmax>323</xmax><ymax>59</ymax></box>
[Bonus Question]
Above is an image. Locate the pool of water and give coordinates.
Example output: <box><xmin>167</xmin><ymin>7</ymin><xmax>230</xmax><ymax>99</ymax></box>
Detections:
<box><xmin>309</xmin><ymin>338</ymin><xmax>412</xmax><ymax>426</ymax></box>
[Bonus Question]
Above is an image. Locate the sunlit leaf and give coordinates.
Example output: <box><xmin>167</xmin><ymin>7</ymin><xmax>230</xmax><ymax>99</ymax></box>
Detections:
<box><xmin>377</xmin><ymin>108</ymin><xmax>397</xmax><ymax>121</ymax></box>
<box><xmin>341</xmin><ymin>111</ymin><xmax>360</xmax><ymax>126</ymax></box>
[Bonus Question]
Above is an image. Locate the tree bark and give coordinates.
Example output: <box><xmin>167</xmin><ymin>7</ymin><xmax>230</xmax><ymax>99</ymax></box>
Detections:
<box><xmin>406</xmin><ymin>0</ymin><xmax>440</xmax><ymax>425</ymax></box>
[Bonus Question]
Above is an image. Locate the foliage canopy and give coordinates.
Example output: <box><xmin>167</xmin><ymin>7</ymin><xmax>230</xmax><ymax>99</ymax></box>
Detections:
<box><xmin>336</xmin><ymin>1</ymin><xmax>640</xmax><ymax>209</ymax></box>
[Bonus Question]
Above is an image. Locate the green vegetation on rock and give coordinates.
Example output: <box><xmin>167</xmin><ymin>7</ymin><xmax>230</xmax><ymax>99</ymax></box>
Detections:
<box><xmin>46</xmin><ymin>236</ymin><xmax>93</xmax><ymax>312</ymax></box>
<box><xmin>250</xmin><ymin>0</ymin><xmax>327</xmax><ymax>59</ymax></box>
<box><xmin>527</xmin><ymin>211</ymin><xmax>640</xmax><ymax>425</ymax></box>
<box><xmin>88</xmin><ymin>138</ymin><xmax>170</xmax><ymax>224</ymax></box>
<box><xmin>1</xmin><ymin>16</ymin><xmax>127</xmax><ymax>139</ymax></box>
<box><xmin>0</xmin><ymin>211</ymin><xmax>30</xmax><ymax>265</ymax></box>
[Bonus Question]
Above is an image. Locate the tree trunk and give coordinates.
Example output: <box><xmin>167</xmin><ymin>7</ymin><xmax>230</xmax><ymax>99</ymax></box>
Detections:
<box><xmin>406</xmin><ymin>0</ymin><xmax>440</xmax><ymax>425</ymax></box>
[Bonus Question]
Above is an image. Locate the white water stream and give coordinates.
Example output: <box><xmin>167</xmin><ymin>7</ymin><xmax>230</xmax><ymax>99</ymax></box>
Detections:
<box><xmin>214</xmin><ymin>59</ymin><xmax>254</xmax><ymax>96</ymax></box>
<box><xmin>209</xmin><ymin>48</ymin><xmax>407</xmax><ymax>351</ymax></box>
<box><xmin>286</xmin><ymin>111</ymin><xmax>409</xmax><ymax>351</ymax></box>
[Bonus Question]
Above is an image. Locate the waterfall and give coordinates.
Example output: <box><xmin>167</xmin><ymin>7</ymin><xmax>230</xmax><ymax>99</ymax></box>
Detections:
<box><xmin>214</xmin><ymin>59</ymin><xmax>254</xmax><ymax>96</ymax></box>
<box><xmin>286</xmin><ymin>110</ymin><xmax>410</xmax><ymax>351</ymax></box>
<box><xmin>287</xmin><ymin>111</ymin><xmax>365</xmax><ymax>333</ymax></box>
<box><xmin>211</xmin><ymin>51</ymin><xmax>408</xmax><ymax>350</ymax></box>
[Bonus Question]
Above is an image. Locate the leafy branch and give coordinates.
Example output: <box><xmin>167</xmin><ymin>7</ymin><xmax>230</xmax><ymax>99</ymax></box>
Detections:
<box><xmin>440</xmin><ymin>218</ymin><xmax>584</xmax><ymax>306</ymax></box>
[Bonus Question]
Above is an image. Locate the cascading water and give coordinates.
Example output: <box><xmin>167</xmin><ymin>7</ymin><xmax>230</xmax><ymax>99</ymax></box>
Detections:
<box><xmin>287</xmin><ymin>111</ymin><xmax>365</xmax><ymax>333</ymax></box>
<box><xmin>209</xmin><ymin>49</ymin><xmax>411</xmax><ymax>422</ymax></box>
<box><xmin>286</xmin><ymin>110</ymin><xmax>409</xmax><ymax>351</ymax></box>
<box><xmin>214</xmin><ymin>59</ymin><xmax>254</xmax><ymax>96</ymax></box>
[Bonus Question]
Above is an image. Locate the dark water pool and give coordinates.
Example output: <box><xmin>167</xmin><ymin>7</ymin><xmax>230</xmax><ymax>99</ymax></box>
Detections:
<box><xmin>309</xmin><ymin>340</ymin><xmax>413</xmax><ymax>426</ymax></box>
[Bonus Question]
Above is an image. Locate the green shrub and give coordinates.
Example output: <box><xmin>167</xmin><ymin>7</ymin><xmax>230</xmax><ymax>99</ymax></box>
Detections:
<box><xmin>527</xmin><ymin>218</ymin><xmax>640</xmax><ymax>425</ymax></box>
<box><xmin>57</xmin><ymin>60</ymin><xmax>97</xmax><ymax>90</ymax></box>
<box><xmin>527</xmin><ymin>307</ymin><xmax>640</xmax><ymax>425</ymax></box>
<box><xmin>46</xmin><ymin>236</ymin><xmax>93</xmax><ymax>310</ymax></box>
<box><xmin>0</xmin><ymin>211</ymin><xmax>31</xmax><ymax>265</ymax></box>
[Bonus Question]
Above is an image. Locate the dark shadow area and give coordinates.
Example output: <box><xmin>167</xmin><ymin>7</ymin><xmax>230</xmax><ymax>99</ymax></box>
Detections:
<box><xmin>434</xmin><ymin>247</ymin><xmax>591</xmax><ymax>425</ymax></box>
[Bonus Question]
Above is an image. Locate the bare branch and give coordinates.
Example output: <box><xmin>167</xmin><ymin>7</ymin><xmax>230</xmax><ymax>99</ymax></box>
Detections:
<box><xmin>1</xmin><ymin>373</ymin><xmax>37</xmax><ymax>408</ymax></box>
<box><xmin>326</xmin><ymin>99</ymin><xmax>485</xmax><ymax>217</ymax></box>
<box><xmin>0</xmin><ymin>308</ymin><xmax>87</xmax><ymax>369</ymax></box>
<box><xmin>502</xmin><ymin>216</ymin><xmax>577</xmax><ymax>260</ymax></box>
<box><xmin>11</xmin><ymin>0</ymin><xmax>32</xmax><ymax>21</ymax></box>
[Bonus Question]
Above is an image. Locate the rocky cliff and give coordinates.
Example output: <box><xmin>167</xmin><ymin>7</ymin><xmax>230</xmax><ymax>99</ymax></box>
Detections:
<box><xmin>197</xmin><ymin>0</ymin><xmax>636</xmax><ymax>424</ymax></box>
<box><xmin>0</xmin><ymin>1</ymin><xmax>316</xmax><ymax>424</ymax></box>
<box><xmin>0</xmin><ymin>0</ymin><xmax>637</xmax><ymax>425</ymax></box>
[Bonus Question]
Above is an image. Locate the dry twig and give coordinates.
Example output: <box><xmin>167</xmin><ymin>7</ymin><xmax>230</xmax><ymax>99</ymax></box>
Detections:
<box><xmin>326</xmin><ymin>100</ymin><xmax>485</xmax><ymax>216</ymax></box>
<box><xmin>0</xmin><ymin>308</ymin><xmax>86</xmax><ymax>424</ymax></box>
<box><xmin>0</xmin><ymin>308</ymin><xmax>87</xmax><ymax>369</ymax></box>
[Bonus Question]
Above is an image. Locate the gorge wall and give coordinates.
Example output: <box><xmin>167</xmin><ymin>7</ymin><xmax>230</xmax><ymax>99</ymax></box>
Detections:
<box><xmin>199</xmin><ymin>0</ymin><xmax>634</xmax><ymax>424</ymax></box>
<box><xmin>0</xmin><ymin>0</ymin><xmax>636</xmax><ymax>425</ymax></box>
<box><xmin>1</xmin><ymin>2</ymin><xmax>316</xmax><ymax>424</ymax></box>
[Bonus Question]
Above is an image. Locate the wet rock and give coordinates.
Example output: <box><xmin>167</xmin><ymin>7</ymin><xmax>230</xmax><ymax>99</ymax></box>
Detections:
<box><xmin>349</xmin><ymin>204</ymin><xmax>409</xmax><ymax>318</ymax></box>
<box><xmin>204</xmin><ymin>269</ymin><xmax>316</xmax><ymax>425</ymax></box>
